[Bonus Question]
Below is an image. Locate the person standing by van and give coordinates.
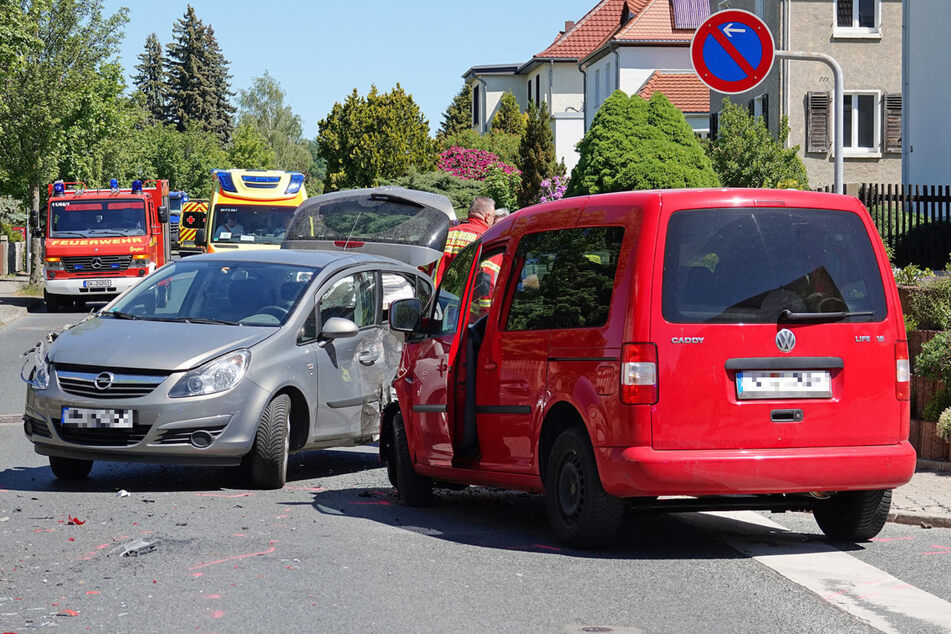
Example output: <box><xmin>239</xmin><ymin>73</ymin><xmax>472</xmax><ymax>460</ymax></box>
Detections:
<box><xmin>434</xmin><ymin>196</ymin><xmax>495</xmax><ymax>284</ymax></box>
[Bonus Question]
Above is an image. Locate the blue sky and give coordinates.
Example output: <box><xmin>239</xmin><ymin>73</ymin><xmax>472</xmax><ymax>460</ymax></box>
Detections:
<box><xmin>104</xmin><ymin>0</ymin><xmax>587</xmax><ymax>137</ymax></box>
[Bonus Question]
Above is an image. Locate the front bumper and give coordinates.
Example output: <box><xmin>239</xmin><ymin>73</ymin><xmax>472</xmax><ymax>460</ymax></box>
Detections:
<box><xmin>24</xmin><ymin>372</ymin><xmax>271</xmax><ymax>465</ymax></box>
<box><xmin>45</xmin><ymin>275</ymin><xmax>145</xmax><ymax>297</ymax></box>
<box><xmin>596</xmin><ymin>442</ymin><xmax>918</xmax><ymax>498</ymax></box>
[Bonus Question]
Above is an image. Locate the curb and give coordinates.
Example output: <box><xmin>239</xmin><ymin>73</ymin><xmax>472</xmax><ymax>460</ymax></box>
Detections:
<box><xmin>887</xmin><ymin>510</ymin><xmax>951</xmax><ymax>529</ymax></box>
<box><xmin>0</xmin><ymin>305</ymin><xmax>27</xmax><ymax>329</ymax></box>
<box><xmin>917</xmin><ymin>459</ymin><xmax>951</xmax><ymax>473</ymax></box>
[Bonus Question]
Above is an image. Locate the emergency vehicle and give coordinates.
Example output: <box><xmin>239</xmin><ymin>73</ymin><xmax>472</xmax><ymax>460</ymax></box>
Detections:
<box><xmin>176</xmin><ymin>198</ymin><xmax>209</xmax><ymax>255</ymax></box>
<box><xmin>42</xmin><ymin>179</ymin><xmax>171</xmax><ymax>312</ymax></box>
<box><xmin>194</xmin><ymin>169</ymin><xmax>307</xmax><ymax>253</ymax></box>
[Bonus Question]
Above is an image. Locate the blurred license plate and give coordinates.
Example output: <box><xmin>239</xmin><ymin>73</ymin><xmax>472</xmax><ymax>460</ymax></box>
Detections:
<box><xmin>83</xmin><ymin>280</ymin><xmax>111</xmax><ymax>288</ymax></box>
<box><xmin>736</xmin><ymin>370</ymin><xmax>831</xmax><ymax>400</ymax></box>
<box><xmin>61</xmin><ymin>407</ymin><xmax>133</xmax><ymax>428</ymax></box>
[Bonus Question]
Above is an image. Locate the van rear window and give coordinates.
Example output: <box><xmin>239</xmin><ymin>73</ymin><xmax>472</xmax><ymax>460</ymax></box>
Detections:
<box><xmin>662</xmin><ymin>208</ymin><xmax>887</xmax><ymax>324</ymax></box>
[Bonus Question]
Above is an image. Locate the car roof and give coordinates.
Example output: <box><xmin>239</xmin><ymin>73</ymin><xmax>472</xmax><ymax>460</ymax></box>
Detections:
<box><xmin>293</xmin><ymin>186</ymin><xmax>456</xmax><ymax>220</ymax></box>
<box><xmin>178</xmin><ymin>247</ymin><xmax>419</xmax><ymax>272</ymax></box>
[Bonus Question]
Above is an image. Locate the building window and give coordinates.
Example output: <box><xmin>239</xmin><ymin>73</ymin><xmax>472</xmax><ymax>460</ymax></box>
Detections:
<box><xmin>840</xmin><ymin>91</ymin><xmax>881</xmax><ymax>156</ymax></box>
<box><xmin>605</xmin><ymin>62</ymin><xmax>611</xmax><ymax>101</ymax></box>
<box><xmin>750</xmin><ymin>93</ymin><xmax>769</xmax><ymax>131</ymax></box>
<box><xmin>536</xmin><ymin>75</ymin><xmax>541</xmax><ymax>107</ymax></box>
<box><xmin>528</xmin><ymin>79</ymin><xmax>532</xmax><ymax>106</ymax></box>
<box><xmin>594</xmin><ymin>69</ymin><xmax>601</xmax><ymax>108</ymax></box>
<box><xmin>472</xmin><ymin>84</ymin><xmax>480</xmax><ymax>128</ymax></box>
<box><xmin>835</xmin><ymin>0</ymin><xmax>880</xmax><ymax>36</ymax></box>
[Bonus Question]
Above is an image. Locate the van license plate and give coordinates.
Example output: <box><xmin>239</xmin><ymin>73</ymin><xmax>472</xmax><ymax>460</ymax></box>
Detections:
<box><xmin>736</xmin><ymin>370</ymin><xmax>831</xmax><ymax>400</ymax></box>
<box><xmin>83</xmin><ymin>280</ymin><xmax>111</xmax><ymax>288</ymax></box>
<box><xmin>61</xmin><ymin>407</ymin><xmax>133</xmax><ymax>428</ymax></box>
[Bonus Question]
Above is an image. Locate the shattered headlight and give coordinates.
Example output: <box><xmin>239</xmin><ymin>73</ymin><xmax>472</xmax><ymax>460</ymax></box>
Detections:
<box><xmin>169</xmin><ymin>350</ymin><xmax>250</xmax><ymax>398</ymax></box>
<box><xmin>20</xmin><ymin>342</ymin><xmax>50</xmax><ymax>391</ymax></box>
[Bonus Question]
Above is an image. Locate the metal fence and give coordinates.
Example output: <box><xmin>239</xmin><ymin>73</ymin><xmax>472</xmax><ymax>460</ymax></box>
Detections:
<box><xmin>817</xmin><ymin>184</ymin><xmax>951</xmax><ymax>269</ymax></box>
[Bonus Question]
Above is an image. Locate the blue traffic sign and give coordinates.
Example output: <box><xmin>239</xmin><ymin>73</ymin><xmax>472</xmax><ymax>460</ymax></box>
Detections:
<box><xmin>691</xmin><ymin>10</ymin><xmax>775</xmax><ymax>94</ymax></box>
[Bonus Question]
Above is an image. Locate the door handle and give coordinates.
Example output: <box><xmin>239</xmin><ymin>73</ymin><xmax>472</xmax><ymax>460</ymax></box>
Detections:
<box><xmin>358</xmin><ymin>351</ymin><xmax>377</xmax><ymax>366</ymax></box>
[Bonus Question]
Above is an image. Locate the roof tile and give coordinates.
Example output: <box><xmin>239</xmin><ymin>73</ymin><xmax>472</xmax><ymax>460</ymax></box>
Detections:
<box><xmin>637</xmin><ymin>71</ymin><xmax>710</xmax><ymax>112</ymax></box>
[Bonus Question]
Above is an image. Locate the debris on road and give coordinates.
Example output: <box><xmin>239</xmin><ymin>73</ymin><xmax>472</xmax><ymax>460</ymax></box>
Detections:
<box><xmin>116</xmin><ymin>490</ymin><xmax>130</xmax><ymax>498</ymax></box>
<box><xmin>112</xmin><ymin>538</ymin><xmax>160</xmax><ymax>557</ymax></box>
<box><xmin>66</xmin><ymin>515</ymin><xmax>85</xmax><ymax>526</ymax></box>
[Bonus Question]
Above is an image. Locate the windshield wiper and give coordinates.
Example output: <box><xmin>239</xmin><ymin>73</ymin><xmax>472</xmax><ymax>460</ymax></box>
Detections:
<box><xmin>102</xmin><ymin>310</ymin><xmax>140</xmax><ymax>320</ymax></box>
<box><xmin>85</xmin><ymin>230</ymin><xmax>126</xmax><ymax>237</ymax></box>
<box><xmin>50</xmin><ymin>231</ymin><xmax>89</xmax><ymax>238</ymax></box>
<box><xmin>779</xmin><ymin>309</ymin><xmax>875</xmax><ymax>323</ymax></box>
<box><xmin>151</xmin><ymin>316</ymin><xmax>240</xmax><ymax>326</ymax></box>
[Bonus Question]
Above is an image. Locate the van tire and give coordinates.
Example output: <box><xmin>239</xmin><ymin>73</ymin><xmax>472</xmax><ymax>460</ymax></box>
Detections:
<box><xmin>248</xmin><ymin>394</ymin><xmax>291</xmax><ymax>490</ymax></box>
<box><xmin>49</xmin><ymin>456</ymin><xmax>93</xmax><ymax>480</ymax></box>
<box><xmin>44</xmin><ymin>292</ymin><xmax>60</xmax><ymax>313</ymax></box>
<box><xmin>545</xmin><ymin>427</ymin><xmax>624</xmax><ymax>548</ymax></box>
<box><xmin>813</xmin><ymin>489</ymin><xmax>892</xmax><ymax>541</ymax></box>
<box><xmin>392</xmin><ymin>412</ymin><xmax>432</xmax><ymax>506</ymax></box>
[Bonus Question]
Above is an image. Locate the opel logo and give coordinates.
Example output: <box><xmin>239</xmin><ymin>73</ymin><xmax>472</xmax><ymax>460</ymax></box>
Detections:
<box><xmin>776</xmin><ymin>329</ymin><xmax>796</xmax><ymax>353</ymax></box>
<box><xmin>91</xmin><ymin>257</ymin><xmax>103</xmax><ymax>270</ymax></box>
<box><xmin>94</xmin><ymin>372</ymin><xmax>114</xmax><ymax>390</ymax></box>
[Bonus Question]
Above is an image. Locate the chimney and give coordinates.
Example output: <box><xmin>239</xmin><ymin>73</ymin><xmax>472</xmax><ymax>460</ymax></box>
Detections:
<box><xmin>565</xmin><ymin>20</ymin><xmax>575</xmax><ymax>31</ymax></box>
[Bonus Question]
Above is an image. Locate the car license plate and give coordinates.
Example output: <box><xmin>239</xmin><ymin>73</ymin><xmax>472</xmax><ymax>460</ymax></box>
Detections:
<box><xmin>61</xmin><ymin>407</ymin><xmax>133</xmax><ymax>428</ymax></box>
<box><xmin>83</xmin><ymin>279</ymin><xmax>111</xmax><ymax>288</ymax></box>
<box><xmin>736</xmin><ymin>370</ymin><xmax>831</xmax><ymax>400</ymax></box>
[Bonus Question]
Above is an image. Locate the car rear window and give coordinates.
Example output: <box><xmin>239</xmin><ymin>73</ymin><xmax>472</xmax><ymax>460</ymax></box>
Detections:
<box><xmin>662</xmin><ymin>208</ymin><xmax>887</xmax><ymax>324</ymax></box>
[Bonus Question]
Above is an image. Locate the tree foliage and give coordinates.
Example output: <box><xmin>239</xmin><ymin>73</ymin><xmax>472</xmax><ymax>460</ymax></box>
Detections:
<box><xmin>437</xmin><ymin>83</ymin><xmax>471</xmax><ymax>139</ymax></box>
<box><xmin>132</xmin><ymin>33</ymin><xmax>167</xmax><ymax>122</ymax></box>
<box><xmin>568</xmin><ymin>91</ymin><xmax>719</xmax><ymax>196</ymax></box>
<box><xmin>237</xmin><ymin>72</ymin><xmax>312</xmax><ymax>175</ymax></box>
<box><xmin>317</xmin><ymin>84</ymin><xmax>436</xmax><ymax>191</ymax></box>
<box><xmin>707</xmin><ymin>98</ymin><xmax>809</xmax><ymax>189</ymax></box>
<box><xmin>517</xmin><ymin>101</ymin><xmax>557</xmax><ymax>207</ymax></box>
<box><xmin>492</xmin><ymin>91</ymin><xmax>525</xmax><ymax>135</ymax></box>
<box><xmin>382</xmin><ymin>169</ymin><xmax>483</xmax><ymax>220</ymax></box>
<box><xmin>228</xmin><ymin>122</ymin><xmax>275</xmax><ymax>170</ymax></box>
<box><xmin>437</xmin><ymin>128</ymin><xmax>521</xmax><ymax>167</ymax></box>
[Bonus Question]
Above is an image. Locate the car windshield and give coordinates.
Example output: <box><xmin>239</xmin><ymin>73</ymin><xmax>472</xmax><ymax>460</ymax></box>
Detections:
<box><xmin>108</xmin><ymin>259</ymin><xmax>318</xmax><ymax>326</ymax></box>
<box><xmin>49</xmin><ymin>199</ymin><xmax>147</xmax><ymax>237</ymax></box>
<box><xmin>211</xmin><ymin>204</ymin><xmax>296</xmax><ymax>245</ymax></box>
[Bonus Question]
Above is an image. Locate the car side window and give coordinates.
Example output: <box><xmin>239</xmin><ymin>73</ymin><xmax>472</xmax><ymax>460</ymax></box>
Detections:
<box><xmin>505</xmin><ymin>227</ymin><xmax>624</xmax><ymax>331</ymax></box>
<box><xmin>433</xmin><ymin>242</ymin><xmax>478</xmax><ymax>336</ymax></box>
<box><xmin>469</xmin><ymin>249</ymin><xmax>505</xmax><ymax>321</ymax></box>
<box><xmin>319</xmin><ymin>272</ymin><xmax>377</xmax><ymax>329</ymax></box>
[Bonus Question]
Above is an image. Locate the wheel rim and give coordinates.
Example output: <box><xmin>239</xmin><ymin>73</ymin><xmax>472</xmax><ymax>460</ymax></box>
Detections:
<box><xmin>556</xmin><ymin>450</ymin><xmax>584</xmax><ymax>521</ymax></box>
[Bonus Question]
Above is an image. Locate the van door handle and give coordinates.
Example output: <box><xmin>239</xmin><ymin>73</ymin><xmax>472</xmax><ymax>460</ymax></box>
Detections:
<box><xmin>770</xmin><ymin>409</ymin><xmax>804</xmax><ymax>423</ymax></box>
<box><xmin>482</xmin><ymin>362</ymin><xmax>497</xmax><ymax>371</ymax></box>
<box><xmin>358</xmin><ymin>351</ymin><xmax>377</xmax><ymax>366</ymax></box>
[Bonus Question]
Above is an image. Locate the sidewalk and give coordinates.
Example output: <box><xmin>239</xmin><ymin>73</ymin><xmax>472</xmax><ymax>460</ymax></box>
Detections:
<box><xmin>0</xmin><ymin>273</ymin><xmax>949</xmax><ymax>529</ymax></box>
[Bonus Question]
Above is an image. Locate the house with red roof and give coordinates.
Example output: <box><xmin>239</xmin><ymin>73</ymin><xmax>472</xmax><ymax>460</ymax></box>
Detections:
<box><xmin>463</xmin><ymin>0</ymin><xmax>711</xmax><ymax>174</ymax></box>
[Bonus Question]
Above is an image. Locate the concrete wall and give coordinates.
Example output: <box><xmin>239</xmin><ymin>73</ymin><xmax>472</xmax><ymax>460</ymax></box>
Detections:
<box><xmin>526</xmin><ymin>62</ymin><xmax>584</xmax><ymax>115</ymax></box>
<box><xmin>553</xmin><ymin>113</ymin><xmax>584</xmax><ymax>172</ymax></box>
<box><xmin>903</xmin><ymin>0</ymin><xmax>951</xmax><ymax>186</ymax></box>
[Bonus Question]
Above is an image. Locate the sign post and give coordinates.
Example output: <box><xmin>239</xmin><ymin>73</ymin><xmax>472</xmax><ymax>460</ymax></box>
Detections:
<box><xmin>692</xmin><ymin>10</ymin><xmax>844</xmax><ymax>194</ymax></box>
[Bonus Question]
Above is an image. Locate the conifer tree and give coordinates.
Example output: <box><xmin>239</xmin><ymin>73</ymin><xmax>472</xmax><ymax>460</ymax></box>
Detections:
<box><xmin>203</xmin><ymin>24</ymin><xmax>235</xmax><ymax>142</ymax></box>
<box><xmin>437</xmin><ymin>83</ymin><xmax>471</xmax><ymax>139</ymax></box>
<box><xmin>517</xmin><ymin>101</ymin><xmax>556</xmax><ymax>207</ymax></box>
<box><xmin>132</xmin><ymin>33</ymin><xmax>167</xmax><ymax>123</ymax></box>
<box><xmin>492</xmin><ymin>91</ymin><xmax>525</xmax><ymax>135</ymax></box>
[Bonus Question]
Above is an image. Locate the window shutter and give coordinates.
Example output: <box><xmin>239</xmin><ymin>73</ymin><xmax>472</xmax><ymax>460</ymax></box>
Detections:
<box><xmin>709</xmin><ymin>111</ymin><xmax>719</xmax><ymax>141</ymax></box>
<box><xmin>472</xmin><ymin>85</ymin><xmax>480</xmax><ymax>127</ymax></box>
<box><xmin>807</xmin><ymin>91</ymin><xmax>830</xmax><ymax>153</ymax></box>
<box><xmin>883</xmin><ymin>93</ymin><xmax>902</xmax><ymax>153</ymax></box>
<box><xmin>762</xmin><ymin>93</ymin><xmax>769</xmax><ymax>131</ymax></box>
<box><xmin>837</xmin><ymin>0</ymin><xmax>853</xmax><ymax>27</ymax></box>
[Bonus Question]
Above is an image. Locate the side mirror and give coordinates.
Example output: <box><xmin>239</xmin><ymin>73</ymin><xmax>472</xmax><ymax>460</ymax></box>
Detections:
<box><xmin>158</xmin><ymin>206</ymin><xmax>169</xmax><ymax>223</ymax></box>
<box><xmin>195</xmin><ymin>229</ymin><xmax>206</xmax><ymax>246</ymax></box>
<box><xmin>389</xmin><ymin>298</ymin><xmax>421</xmax><ymax>333</ymax></box>
<box><xmin>320</xmin><ymin>316</ymin><xmax>359</xmax><ymax>340</ymax></box>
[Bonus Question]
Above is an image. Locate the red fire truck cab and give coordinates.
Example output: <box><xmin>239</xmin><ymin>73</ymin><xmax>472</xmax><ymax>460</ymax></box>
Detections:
<box><xmin>42</xmin><ymin>179</ymin><xmax>171</xmax><ymax>312</ymax></box>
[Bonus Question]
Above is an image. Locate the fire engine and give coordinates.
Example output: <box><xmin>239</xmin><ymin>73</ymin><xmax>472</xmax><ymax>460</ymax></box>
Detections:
<box><xmin>42</xmin><ymin>178</ymin><xmax>171</xmax><ymax>312</ymax></box>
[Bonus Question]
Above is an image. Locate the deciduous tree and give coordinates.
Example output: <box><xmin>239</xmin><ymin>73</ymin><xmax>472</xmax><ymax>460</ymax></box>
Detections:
<box><xmin>238</xmin><ymin>72</ymin><xmax>312</xmax><ymax>174</ymax></box>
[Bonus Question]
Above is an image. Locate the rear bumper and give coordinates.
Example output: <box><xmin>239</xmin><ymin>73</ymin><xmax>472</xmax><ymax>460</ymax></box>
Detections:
<box><xmin>596</xmin><ymin>442</ymin><xmax>917</xmax><ymax>498</ymax></box>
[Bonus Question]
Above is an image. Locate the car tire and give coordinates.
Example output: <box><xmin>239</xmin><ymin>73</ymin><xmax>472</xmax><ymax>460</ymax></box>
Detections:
<box><xmin>49</xmin><ymin>456</ymin><xmax>93</xmax><ymax>480</ymax></box>
<box><xmin>44</xmin><ymin>292</ymin><xmax>60</xmax><ymax>314</ymax></box>
<box><xmin>813</xmin><ymin>489</ymin><xmax>891</xmax><ymax>541</ymax></box>
<box><xmin>544</xmin><ymin>427</ymin><xmax>624</xmax><ymax>549</ymax></box>
<box><xmin>392</xmin><ymin>412</ymin><xmax>432</xmax><ymax>506</ymax></box>
<box><xmin>248</xmin><ymin>394</ymin><xmax>291</xmax><ymax>490</ymax></box>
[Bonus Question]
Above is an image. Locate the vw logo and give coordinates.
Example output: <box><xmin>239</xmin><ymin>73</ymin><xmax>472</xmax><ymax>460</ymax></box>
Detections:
<box><xmin>776</xmin><ymin>329</ymin><xmax>796</xmax><ymax>353</ymax></box>
<box><xmin>94</xmin><ymin>372</ymin><xmax>114</xmax><ymax>390</ymax></box>
<box><xmin>91</xmin><ymin>257</ymin><xmax>103</xmax><ymax>270</ymax></box>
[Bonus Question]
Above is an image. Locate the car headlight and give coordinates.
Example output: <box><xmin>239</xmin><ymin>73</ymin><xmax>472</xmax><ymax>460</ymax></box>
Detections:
<box><xmin>169</xmin><ymin>350</ymin><xmax>251</xmax><ymax>398</ymax></box>
<box><xmin>20</xmin><ymin>345</ymin><xmax>50</xmax><ymax>391</ymax></box>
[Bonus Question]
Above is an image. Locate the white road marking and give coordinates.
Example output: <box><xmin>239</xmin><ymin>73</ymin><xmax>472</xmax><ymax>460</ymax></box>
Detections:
<box><xmin>678</xmin><ymin>511</ymin><xmax>951</xmax><ymax>633</ymax></box>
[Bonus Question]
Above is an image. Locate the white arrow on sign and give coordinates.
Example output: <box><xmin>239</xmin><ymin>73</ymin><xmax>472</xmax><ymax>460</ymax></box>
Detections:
<box><xmin>723</xmin><ymin>23</ymin><xmax>746</xmax><ymax>37</ymax></box>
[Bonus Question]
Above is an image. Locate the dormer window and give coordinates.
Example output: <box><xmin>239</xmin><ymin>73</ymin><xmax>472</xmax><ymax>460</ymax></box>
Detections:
<box><xmin>620</xmin><ymin>3</ymin><xmax>633</xmax><ymax>25</ymax></box>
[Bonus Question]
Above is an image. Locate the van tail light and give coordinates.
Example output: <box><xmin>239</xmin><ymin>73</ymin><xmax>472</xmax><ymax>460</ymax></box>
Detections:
<box><xmin>621</xmin><ymin>343</ymin><xmax>658</xmax><ymax>405</ymax></box>
<box><xmin>896</xmin><ymin>340</ymin><xmax>910</xmax><ymax>401</ymax></box>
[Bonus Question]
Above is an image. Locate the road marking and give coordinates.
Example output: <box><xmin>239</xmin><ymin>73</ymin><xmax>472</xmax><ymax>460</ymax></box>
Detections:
<box><xmin>679</xmin><ymin>511</ymin><xmax>951</xmax><ymax>633</ymax></box>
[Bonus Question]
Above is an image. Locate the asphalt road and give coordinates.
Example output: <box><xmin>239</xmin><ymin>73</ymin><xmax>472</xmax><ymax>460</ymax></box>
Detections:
<box><xmin>2</xmin><ymin>309</ymin><xmax>951</xmax><ymax>633</ymax></box>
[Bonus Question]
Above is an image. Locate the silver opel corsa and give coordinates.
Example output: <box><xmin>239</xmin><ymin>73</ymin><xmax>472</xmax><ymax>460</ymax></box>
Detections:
<box><xmin>21</xmin><ymin>187</ymin><xmax>453</xmax><ymax>489</ymax></box>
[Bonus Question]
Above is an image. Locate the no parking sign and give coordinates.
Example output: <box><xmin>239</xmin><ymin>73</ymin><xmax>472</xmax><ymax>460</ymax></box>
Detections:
<box><xmin>691</xmin><ymin>10</ymin><xmax>775</xmax><ymax>94</ymax></box>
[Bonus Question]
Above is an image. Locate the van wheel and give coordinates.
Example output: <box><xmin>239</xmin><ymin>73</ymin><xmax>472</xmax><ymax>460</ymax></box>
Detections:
<box><xmin>49</xmin><ymin>456</ymin><xmax>93</xmax><ymax>480</ymax></box>
<box><xmin>545</xmin><ymin>427</ymin><xmax>624</xmax><ymax>549</ymax></box>
<box><xmin>44</xmin><ymin>292</ymin><xmax>60</xmax><ymax>313</ymax></box>
<box><xmin>392</xmin><ymin>412</ymin><xmax>432</xmax><ymax>506</ymax></box>
<box><xmin>813</xmin><ymin>489</ymin><xmax>892</xmax><ymax>541</ymax></box>
<box><xmin>248</xmin><ymin>394</ymin><xmax>291</xmax><ymax>490</ymax></box>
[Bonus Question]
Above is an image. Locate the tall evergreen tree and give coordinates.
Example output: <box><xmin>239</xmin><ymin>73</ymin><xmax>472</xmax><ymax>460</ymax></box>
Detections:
<box><xmin>492</xmin><ymin>91</ymin><xmax>525</xmax><ymax>135</ymax></box>
<box><xmin>165</xmin><ymin>6</ymin><xmax>233</xmax><ymax>142</ymax></box>
<box><xmin>132</xmin><ymin>33</ymin><xmax>167</xmax><ymax>122</ymax></box>
<box><xmin>437</xmin><ymin>83</ymin><xmax>471</xmax><ymax>139</ymax></box>
<box><xmin>517</xmin><ymin>101</ymin><xmax>556</xmax><ymax>207</ymax></box>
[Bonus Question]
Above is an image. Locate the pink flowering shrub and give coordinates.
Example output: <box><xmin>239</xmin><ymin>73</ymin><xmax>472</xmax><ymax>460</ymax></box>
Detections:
<box><xmin>538</xmin><ymin>175</ymin><xmax>568</xmax><ymax>203</ymax></box>
<box><xmin>438</xmin><ymin>146</ymin><xmax>519</xmax><ymax>181</ymax></box>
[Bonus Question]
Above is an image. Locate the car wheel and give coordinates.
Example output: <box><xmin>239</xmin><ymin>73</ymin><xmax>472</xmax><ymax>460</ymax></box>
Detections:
<box><xmin>544</xmin><ymin>427</ymin><xmax>624</xmax><ymax>549</ymax></box>
<box><xmin>813</xmin><ymin>489</ymin><xmax>892</xmax><ymax>541</ymax></box>
<box><xmin>392</xmin><ymin>411</ymin><xmax>432</xmax><ymax>506</ymax></box>
<box><xmin>49</xmin><ymin>456</ymin><xmax>93</xmax><ymax>480</ymax></box>
<box><xmin>248</xmin><ymin>394</ymin><xmax>291</xmax><ymax>490</ymax></box>
<box><xmin>44</xmin><ymin>291</ymin><xmax>60</xmax><ymax>313</ymax></box>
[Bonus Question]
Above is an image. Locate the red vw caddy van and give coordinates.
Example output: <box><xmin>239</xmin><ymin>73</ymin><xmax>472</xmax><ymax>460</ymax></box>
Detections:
<box><xmin>382</xmin><ymin>189</ymin><xmax>916</xmax><ymax>548</ymax></box>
